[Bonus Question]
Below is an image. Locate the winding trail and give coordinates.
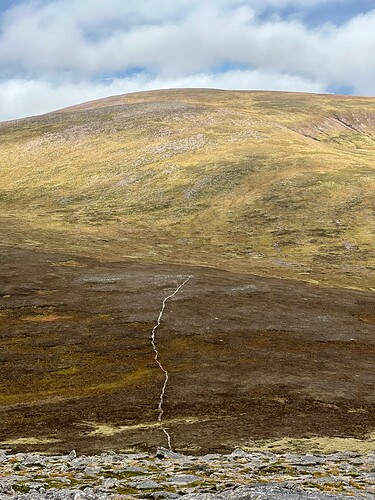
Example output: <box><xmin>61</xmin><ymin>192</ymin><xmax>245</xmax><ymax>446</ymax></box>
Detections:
<box><xmin>151</xmin><ymin>275</ymin><xmax>192</xmax><ymax>450</ymax></box>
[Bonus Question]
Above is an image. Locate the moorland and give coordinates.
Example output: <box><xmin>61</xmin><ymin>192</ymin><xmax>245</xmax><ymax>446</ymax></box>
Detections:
<box><xmin>0</xmin><ymin>89</ymin><xmax>374</xmax><ymax>455</ymax></box>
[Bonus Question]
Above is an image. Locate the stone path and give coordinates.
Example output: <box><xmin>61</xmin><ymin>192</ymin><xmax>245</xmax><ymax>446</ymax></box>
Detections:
<box><xmin>0</xmin><ymin>448</ymin><xmax>374</xmax><ymax>498</ymax></box>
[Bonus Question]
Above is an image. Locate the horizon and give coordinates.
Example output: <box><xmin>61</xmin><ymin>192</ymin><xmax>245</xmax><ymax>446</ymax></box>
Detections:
<box><xmin>0</xmin><ymin>0</ymin><xmax>374</xmax><ymax>121</ymax></box>
<box><xmin>1</xmin><ymin>86</ymin><xmax>371</xmax><ymax>124</ymax></box>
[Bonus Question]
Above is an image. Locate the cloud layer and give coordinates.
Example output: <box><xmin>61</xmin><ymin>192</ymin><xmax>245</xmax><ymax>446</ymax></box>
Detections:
<box><xmin>0</xmin><ymin>0</ymin><xmax>374</xmax><ymax>120</ymax></box>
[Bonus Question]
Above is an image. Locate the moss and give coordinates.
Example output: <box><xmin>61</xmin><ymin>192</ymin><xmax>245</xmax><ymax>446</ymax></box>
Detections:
<box><xmin>13</xmin><ymin>484</ymin><xmax>31</xmax><ymax>494</ymax></box>
<box><xmin>303</xmin><ymin>481</ymin><xmax>346</xmax><ymax>493</ymax></box>
<box><xmin>116</xmin><ymin>486</ymin><xmax>140</xmax><ymax>495</ymax></box>
<box><xmin>101</xmin><ymin>470</ymin><xmax>144</xmax><ymax>479</ymax></box>
<box><xmin>258</xmin><ymin>464</ymin><xmax>298</xmax><ymax>476</ymax></box>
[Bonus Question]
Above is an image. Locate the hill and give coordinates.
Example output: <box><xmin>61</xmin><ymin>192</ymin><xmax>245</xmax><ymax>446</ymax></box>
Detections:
<box><xmin>0</xmin><ymin>89</ymin><xmax>374</xmax><ymax>456</ymax></box>
<box><xmin>0</xmin><ymin>89</ymin><xmax>374</xmax><ymax>289</ymax></box>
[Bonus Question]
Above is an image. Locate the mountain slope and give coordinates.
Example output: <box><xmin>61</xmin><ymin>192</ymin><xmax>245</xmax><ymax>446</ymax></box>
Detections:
<box><xmin>0</xmin><ymin>90</ymin><xmax>374</xmax><ymax>454</ymax></box>
<box><xmin>0</xmin><ymin>89</ymin><xmax>374</xmax><ymax>288</ymax></box>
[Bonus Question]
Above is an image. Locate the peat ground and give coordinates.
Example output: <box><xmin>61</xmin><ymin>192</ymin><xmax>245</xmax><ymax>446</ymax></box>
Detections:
<box><xmin>0</xmin><ymin>247</ymin><xmax>374</xmax><ymax>455</ymax></box>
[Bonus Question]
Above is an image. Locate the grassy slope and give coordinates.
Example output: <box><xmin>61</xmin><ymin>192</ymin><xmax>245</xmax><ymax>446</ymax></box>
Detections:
<box><xmin>0</xmin><ymin>89</ymin><xmax>374</xmax><ymax>289</ymax></box>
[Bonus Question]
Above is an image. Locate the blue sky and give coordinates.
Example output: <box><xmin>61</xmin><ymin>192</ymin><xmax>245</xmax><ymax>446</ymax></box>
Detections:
<box><xmin>0</xmin><ymin>0</ymin><xmax>374</xmax><ymax>120</ymax></box>
<box><xmin>260</xmin><ymin>0</ymin><xmax>375</xmax><ymax>26</ymax></box>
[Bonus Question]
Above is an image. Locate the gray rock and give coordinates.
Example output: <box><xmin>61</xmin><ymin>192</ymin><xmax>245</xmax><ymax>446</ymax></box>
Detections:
<box><xmin>167</xmin><ymin>474</ymin><xmax>201</xmax><ymax>485</ymax></box>
<box><xmin>81</xmin><ymin>487</ymin><xmax>98</xmax><ymax>498</ymax></box>
<box><xmin>100</xmin><ymin>477</ymin><xmax>119</xmax><ymax>489</ymax></box>
<box><xmin>27</xmin><ymin>481</ymin><xmax>47</xmax><ymax>489</ymax></box>
<box><xmin>151</xmin><ymin>492</ymin><xmax>180</xmax><ymax>499</ymax></box>
<box><xmin>22</xmin><ymin>454</ymin><xmax>44</xmax><ymax>466</ymax></box>
<box><xmin>183</xmin><ymin>484</ymin><xmax>373</xmax><ymax>499</ymax></box>
<box><xmin>70</xmin><ymin>458</ymin><xmax>92</xmax><ymax>470</ymax></box>
<box><xmin>73</xmin><ymin>493</ymin><xmax>86</xmax><ymax>500</ymax></box>
<box><xmin>123</xmin><ymin>465</ymin><xmax>147</xmax><ymax>473</ymax></box>
<box><xmin>54</xmin><ymin>477</ymin><xmax>72</xmax><ymax>485</ymax></box>
<box><xmin>0</xmin><ymin>482</ymin><xmax>15</xmax><ymax>495</ymax></box>
<box><xmin>230</xmin><ymin>449</ymin><xmax>249</xmax><ymax>459</ymax></box>
<box><xmin>101</xmin><ymin>450</ymin><xmax>116</xmax><ymax>456</ymax></box>
<box><xmin>68</xmin><ymin>450</ymin><xmax>77</xmax><ymax>460</ymax></box>
<box><xmin>129</xmin><ymin>478</ymin><xmax>162</xmax><ymax>489</ymax></box>
<box><xmin>200</xmin><ymin>454</ymin><xmax>222</xmax><ymax>461</ymax></box>
<box><xmin>286</xmin><ymin>454</ymin><xmax>325</xmax><ymax>466</ymax></box>
<box><xmin>124</xmin><ymin>453</ymin><xmax>149</xmax><ymax>460</ymax></box>
<box><xmin>156</xmin><ymin>447</ymin><xmax>186</xmax><ymax>460</ymax></box>
<box><xmin>327</xmin><ymin>452</ymin><xmax>361</xmax><ymax>461</ymax></box>
<box><xmin>83</xmin><ymin>467</ymin><xmax>101</xmax><ymax>476</ymax></box>
<box><xmin>0</xmin><ymin>449</ymin><xmax>373</xmax><ymax>499</ymax></box>
<box><xmin>362</xmin><ymin>454</ymin><xmax>375</xmax><ymax>464</ymax></box>
<box><xmin>362</xmin><ymin>472</ymin><xmax>375</xmax><ymax>480</ymax></box>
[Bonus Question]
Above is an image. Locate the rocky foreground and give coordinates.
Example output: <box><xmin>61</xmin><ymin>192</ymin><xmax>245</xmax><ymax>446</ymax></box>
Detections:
<box><xmin>0</xmin><ymin>448</ymin><xmax>374</xmax><ymax>499</ymax></box>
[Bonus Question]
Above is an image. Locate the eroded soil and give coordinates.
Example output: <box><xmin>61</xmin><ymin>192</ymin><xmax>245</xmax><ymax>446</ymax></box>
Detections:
<box><xmin>0</xmin><ymin>247</ymin><xmax>374</xmax><ymax>455</ymax></box>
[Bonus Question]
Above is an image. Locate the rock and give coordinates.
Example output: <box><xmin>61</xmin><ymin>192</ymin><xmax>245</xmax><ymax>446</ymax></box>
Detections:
<box><xmin>124</xmin><ymin>453</ymin><xmax>149</xmax><ymax>460</ymax></box>
<box><xmin>286</xmin><ymin>454</ymin><xmax>324</xmax><ymax>466</ymax></box>
<box><xmin>123</xmin><ymin>465</ymin><xmax>147</xmax><ymax>473</ymax></box>
<box><xmin>201</xmin><ymin>454</ymin><xmax>222</xmax><ymax>461</ymax></box>
<box><xmin>363</xmin><ymin>472</ymin><xmax>375</xmax><ymax>480</ymax></box>
<box><xmin>167</xmin><ymin>474</ymin><xmax>201</xmax><ymax>485</ymax></box>
<box><xmin>101</xmin><ymin>477</ymin><xmax>119</xmax><ymax>489</ymax></box>
<box><xmin>82</xmin><ymin>486</ymin><xmax>97</xmax><ymax>498</ymax></box>
<box><xmin>54</xmin><ymin>476</ymin><xmax>72</xmax><ymax>485</ymax></box>
<box><xmin>0</xmin><ymin>449</ymin><xmax>374</xmax><ymax>499</ymax></box>
<box><xmin>73</xmin><ymin>493</ymin><xmax>86</xmax><ymax>500</ymax></box>
<box><xmin>23</xmin><ymin>454</ymin><xmax>44</xmax><ymax>466</ymax></box>
<box><xmin>183</xmin><ymin>484</ymin><xmax>369</xmax><ymax>499</ymax></box>
<box><xmin>27</xmin><ymin>481</ymin><xmax>47</xmax><ymax>490</ymax></box>
<box><xmin>129</xmin><ymin>479</ymin><xmax>162</xmax><ymax>490</ymax></box>
<box><xmin>156</xmin><ymin>447</ymin><xmax>186</xmax><ymax>460</ymax></box>
<box><xmin>0</xmin><ymin>482</ymin><xmax>15</xmax><ymax>495</ymax></box>
<box><xmin>152</xmin><ymin>492</ymin><xmax>180</xmax><ymax>499</ymax></box>
<box><xmin>328</xmin><ymin>452</ymin><xmax>361</xmax><ymax>461</ymax></box>
<box><xmin>83</xmin><ymin>466</ymin><xmax>101</xmax><ymax>476</ymax></box>
<box><xmin>230</xmin><ymin>449</ymin><xmax>249</xmax><ymax>459</ymax></box>
<box><xmin>68</xmin><ymin>449</ymin><xmax>77</xmax><ymax>460</ymax></box>
<box><xmin>182</xmin><ymin>493</ymin><xmax>217</xmax><ymax>499</ymax></box>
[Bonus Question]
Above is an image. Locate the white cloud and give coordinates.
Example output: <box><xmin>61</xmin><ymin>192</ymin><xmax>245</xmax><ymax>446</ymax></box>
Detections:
<box><xmin>0</xmin><ymin>70</ymin><xmax>325</xmax><ymax>121</ymax></box>
<box><xmin>0</xmin><ymin>0</ymin><xmax>373</xmax><ymax>120</ymax></box>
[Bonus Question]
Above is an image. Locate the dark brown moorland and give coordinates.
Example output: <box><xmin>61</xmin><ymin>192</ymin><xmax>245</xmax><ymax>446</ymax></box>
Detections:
<box><xmin>0</xmin><ymin>247</ymin><xmax>374</xmax><ymax>455</ymax></box>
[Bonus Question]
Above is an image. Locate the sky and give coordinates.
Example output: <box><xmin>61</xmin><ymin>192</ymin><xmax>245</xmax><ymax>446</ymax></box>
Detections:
<box><xmin>0</xmin><ymin>0</ymin><xmax>374</xmax><ymax>121</ymax></box>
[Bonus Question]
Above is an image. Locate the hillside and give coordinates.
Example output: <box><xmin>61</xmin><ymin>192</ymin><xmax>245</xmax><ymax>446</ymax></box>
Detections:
<box><xmin>0</xmin><ymin>89</ymin><xmax>374</xmax><ymax>289</ymax></box>
<box><xmin>0</xmin><ymin>90</ymin><xmax>374</xmax><ymax>457</ymax></box>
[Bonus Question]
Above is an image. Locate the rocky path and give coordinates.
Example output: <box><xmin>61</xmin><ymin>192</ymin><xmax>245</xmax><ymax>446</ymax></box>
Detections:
<box><xmin>0</xmin><ymin>448</ymin><xmax>374</xmax><ymax>499</ymax></box>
